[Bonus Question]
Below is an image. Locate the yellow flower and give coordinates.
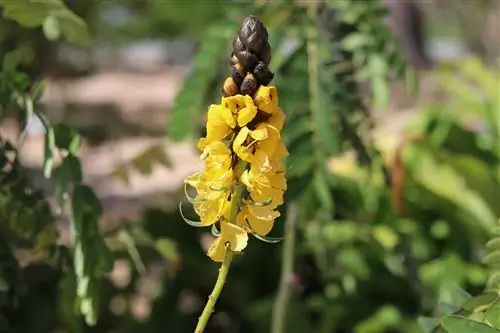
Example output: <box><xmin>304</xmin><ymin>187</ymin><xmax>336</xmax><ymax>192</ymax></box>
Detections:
<box><xmin>186</xmin><ymin>171</ymin><xmax>232</xmax><ymax>226</ymax></box>
<box><xmin>207</xmin><ymin>222</ymin><xmax>248</xmax><ymax>262</ymax></box>
<box><xmin>254</xmin><ymin>85</ymin><xmax>279</xmax><ymax>114</ymax></box>
<box><xmin>237</xmin><ymin>204</ymin><xmax>281</xmax><ymax>237</ymax></box>
<box><xmin>233</xmin><ymin>123</ymin><xmax>280</xmax><ymax>163</ymax></box>
<box><xmin>222</xmin><ymin>94</ymin><xmax>258</xmax><ymax>127</ymax></box>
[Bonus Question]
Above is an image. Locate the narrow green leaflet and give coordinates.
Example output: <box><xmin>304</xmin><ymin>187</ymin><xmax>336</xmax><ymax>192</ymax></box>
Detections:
<box><xmin>168</xmin><ymin>21</ymin><xmax>237</xmax><ymax>141</ymax></box>
<box><xmin>440</xmin><ymin>315</ymin><xmax>500</xmax><ymax>333</ymax></box>
<box><xmin>43</xmin><ymin>126</ymin><xmax>55</xmax><ymax>178</ymax></box>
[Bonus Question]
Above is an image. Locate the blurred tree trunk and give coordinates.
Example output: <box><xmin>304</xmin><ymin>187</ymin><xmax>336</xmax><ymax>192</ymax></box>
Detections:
<box><xmin>384</xmin><ymin>0</ymin><xmax>432</xmax><ymax>69</ymax></box>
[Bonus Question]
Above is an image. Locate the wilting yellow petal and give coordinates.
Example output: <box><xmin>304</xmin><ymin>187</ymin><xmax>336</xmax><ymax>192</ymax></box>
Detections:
<box><xmin>254</xmin><ymin>85</ymin><xmax>279</xmax><ymax>114</ymax></box>
<box><xmin>207</xmin><ymin>237</ymin><xmax>226</xmax><ymax>262</ymax></box>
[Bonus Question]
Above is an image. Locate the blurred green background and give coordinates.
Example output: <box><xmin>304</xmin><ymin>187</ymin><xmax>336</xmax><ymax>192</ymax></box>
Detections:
<box><xmin>0</xmin><ymin>1</ymin><xmax>499</xmax><ymax>333</ymax></box>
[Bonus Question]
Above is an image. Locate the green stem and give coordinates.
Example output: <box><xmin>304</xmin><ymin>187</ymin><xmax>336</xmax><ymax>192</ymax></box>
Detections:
<box><xmin>271</xmin><ymin>203</ymin><xmax>298</xmax><ymax>333</ymax></box>
<box><xmin>194</xmin><ymin>249</ymin><xmax>234</xmax><ymax>333</ymax></box>
<box><xmin>194</xmin><ymin>163</ymin><xmax>246</xmax><ymax>333</ymax></box>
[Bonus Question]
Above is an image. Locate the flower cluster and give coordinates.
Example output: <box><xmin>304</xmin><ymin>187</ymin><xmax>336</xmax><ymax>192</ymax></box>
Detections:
<box><xmin>184</xmin><ymin>83</ymin><xmax>287</xmax><ymax>262</ymax></box>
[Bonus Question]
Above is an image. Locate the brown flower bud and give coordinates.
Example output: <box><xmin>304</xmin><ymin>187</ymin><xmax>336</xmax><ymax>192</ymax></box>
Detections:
<box><xmin>222</xmin><ymin>77</ymin><xmax>239</xmax><ymax>97</ymax></box>
<box><xmin>240</xmin><ymin>73</ymin><xmax>258</xmax><ymax>96</ymax></box>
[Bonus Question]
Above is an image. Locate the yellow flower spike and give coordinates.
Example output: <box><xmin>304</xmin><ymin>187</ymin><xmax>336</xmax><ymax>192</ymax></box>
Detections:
<box><xmin>186</xmin><ymin>15</ymin><xmax>287</xmax><ymax>333</ymax></box>
<box><xmin>254</xmin><ymin>85</ymin><xmax>279</xmax><ymax>114</ymax></box>
<box><xmin>207</xmin><ymin>222</ymin><xmax>249</xmax><ymax>262</ymax></box>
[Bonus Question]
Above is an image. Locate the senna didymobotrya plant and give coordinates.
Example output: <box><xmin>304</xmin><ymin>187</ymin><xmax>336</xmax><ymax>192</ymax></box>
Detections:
<box><xmin>181</xmin><ymin>15</ymin><xmax>287</xmax><ymax>332</ymax></box>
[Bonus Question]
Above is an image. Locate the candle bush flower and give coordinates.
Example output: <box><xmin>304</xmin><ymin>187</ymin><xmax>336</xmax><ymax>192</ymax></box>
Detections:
<box><xmin>181</xmin><ymin>15</ymin><xmax>287</xmax><ymax>332</ymax></box>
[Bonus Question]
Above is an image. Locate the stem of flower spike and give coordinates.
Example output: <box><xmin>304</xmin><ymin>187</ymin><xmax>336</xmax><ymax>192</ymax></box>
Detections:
<box><xmin>194</xmin><ymin>163</ymin><xmax>246</xmax><ymax>333</ymax></box>
<box><xmin>194</xmin><ymin>247</ymin><xmax>234</xmax><ymax>333</ymax></box>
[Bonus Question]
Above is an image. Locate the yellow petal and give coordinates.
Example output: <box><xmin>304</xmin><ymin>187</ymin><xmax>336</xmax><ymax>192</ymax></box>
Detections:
<box><xmin>207</xmin><ymin>237</ymin><xmax>226</xmax><ymax>262</ymax></box>
<box><xmin>269</xmin><ymin>173</ymin><xmax>287</xmax><ymax>191</ymax></box>
<box><xmin>205</xmin><ymin>105</ymin><xmax>235</xmax><ymax>143</ymax></box>
<box><xmin>194</xmin><ymin>194</ymin><xmax>227</xmax><ymax>225</ymax></box>
<box><xmin>237</xmin><ymin>104</ymin><xmax>257</xmax><ymax>127</ymax></box>
<box><xmin>240</xmin><ymin>170</ymin><xmax>253</xmax><ymax>189</ymax></box>
<box><xmin>269</xmin><ymin>107</ymin><xmax>286</xmax><ymax>131</ymax></box>
<box><xmin>257</xmin><ymin>125</ymin><xmax>280</xmax><ymax>157</ymax></box>
<box><xmin>185</xmin><ymin>172</ymin><xmax>201</xmax><ymax>188</ymax></box>
<box><xmin>208</xmin><ymin>104</ymin><xmax>236</xmax><ymax>128</ymax></box>
<box><xmin>246</xmin><ymin>212</ymin><xmax>274</xmax><ymax>236</ymax></box>
<box><xmin>221</xmin><ymin>222</ymin><xmax>248</xmax><ymax>252</ymax></box>
<box><xmin>272</xmin><ymin>141</ymin><xmax>289</xmax><ymax>159</ymax></box>
<box><xmin>254</xmin><ymin>85</ymin><xmax>279</xmax><ymax>114</ymax></box>
<box><xmin>247</xmin><ymin>205</ymin><xmax>280</xmax><ymax>221</ymax></box>
<box><xmin>222</xmin><ymin>95</ymin><xmax>245</xmax><ymax>113</ymax></box>
<box><xmin>233</xmin><ymin>127</ymin><xmax>254</xmax><ymax>162</ymax></box>
<box><xmin>250</xmin><ymin>126</ymin><xmax>268</xmax><ymax>141</ymax></box>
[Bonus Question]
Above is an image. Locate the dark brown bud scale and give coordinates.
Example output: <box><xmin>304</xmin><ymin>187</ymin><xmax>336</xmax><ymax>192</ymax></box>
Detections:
<box><xmin>224</xmin><ymin>15</ymin><xmax>274</xmax><ymax>97</ymax></box>
<box><xmin>240</xmin><ymin>73</ymin><xmax>258</xmax><ymax>96</ymax></box>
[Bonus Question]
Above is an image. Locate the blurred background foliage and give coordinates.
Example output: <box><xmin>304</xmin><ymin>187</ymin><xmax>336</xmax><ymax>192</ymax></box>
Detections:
<box><xmin>0</xmin><ymin>1</ymin><xmax>499</xmax><ymax>333</ymax></box>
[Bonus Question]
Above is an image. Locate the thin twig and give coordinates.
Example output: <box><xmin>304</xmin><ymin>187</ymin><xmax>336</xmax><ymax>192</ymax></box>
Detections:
<box><xmin>271</xmin><ymin>202</ymin><xmax>299</xmax><ymax>333</ymax></box>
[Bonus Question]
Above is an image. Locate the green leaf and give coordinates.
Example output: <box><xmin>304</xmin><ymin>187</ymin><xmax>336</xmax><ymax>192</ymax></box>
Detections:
<box><xmin>462</xmin><ymin>293</ymin><xmax>498</xmax><ymax>312</ymax></box>
<box><xmin>484</xmin><ymin>297</ymin><xmax>500</xmax><ymax>328</ymax></box>
<box><xmin>42</xmin><ymin>16</ymin><xmax>60</xmax><ymax>41</ymax></box>
<box><xmin>341</xmin><ymin>32</ymin><xmax>372</xmax><ymax>51</ymax></box>
<box><xmin>486</xmin><ymin>238</ymin><xmax>500</xmax><ymax>253</ymax></box>
<box><xmin>31</xmin><ymin>79</ymin><xmax>46</xmax><ymax>102</ymax></box>
<box><xmin>418</xmin><ymin>316</ymin><xmax>440</xmax><ymax>333</ymax></box>
<box><xmin>0</xmin><ymin>0</ymin><xmax>91</xmax><ymax>45</ymax></box>
<box><xmin>43</xmin><ymin>126</ymin><xmax>55</xmax><ymax>178</ymax></box>
<box><xmin>58</xmin><ymin>154</ymin><xmax>83</xmax><ymax>185</ymax></box>
<box><xmin>483</xmin><ymin>251</ymin><xmax>500</xmax><ymax>269</ymax></box>
<box><xmin>440</xmin><ymin>315</ymin><xmax>500</xmax><ymax>333</ymax></box>
<box><xmin>313</xmin><ymin>170</ymin><xmax>333</xmax><ymax>212</ymax></box>
<box><xmin>371</xmin><ymin>75</ymin><xmax>389</xmax><ymax>109</ymax></box>
<box><xmin>2</xmin><ymin>50</ymin><xmax>24</xmax><ymax>73</ymax></box>
<box><xmin>407</xmin><ymin>150</ymin><xmax>497</xmax><ymax>232</ymax></box>
<box><xmin>53</xmin><ymin>123</ymin><xmax>80</xmax><ymax>150</ymax></box>
<box><xmin>22</xmin><ymin>95</ymin><xmax>34</xmax><ymax>131</ymax></box>
<box><xmin>369</xmin><ymin>55</ymin><xmax>389</xmax><ymax>76</ymax></box>
<box><xmin>72</xmin><ymin>185</ymin><xmax>103</xmax><ymax>217</ymax></box>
